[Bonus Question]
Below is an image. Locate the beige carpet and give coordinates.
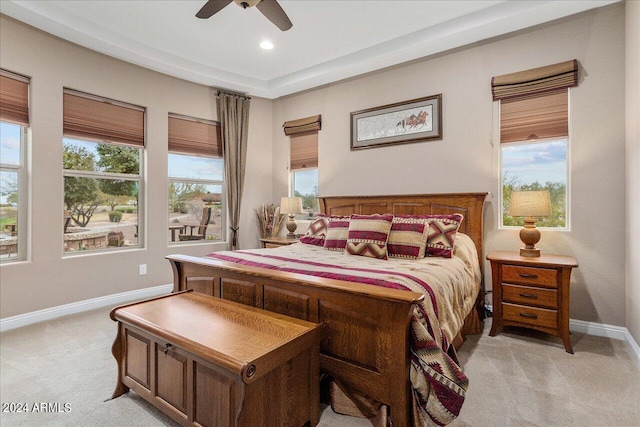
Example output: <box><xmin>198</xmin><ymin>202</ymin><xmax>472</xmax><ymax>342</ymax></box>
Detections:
<box><xmin>1</xmin><ymin>306</ymin><xmax>638</xmax><ymax>427</ymax></box>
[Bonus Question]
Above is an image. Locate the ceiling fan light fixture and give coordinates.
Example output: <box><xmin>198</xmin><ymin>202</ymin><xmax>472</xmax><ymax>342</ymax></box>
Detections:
<box><xmin>260</xmin><ymin>40</ymin><xmax>274</xmax><ymax>50</ymax></box>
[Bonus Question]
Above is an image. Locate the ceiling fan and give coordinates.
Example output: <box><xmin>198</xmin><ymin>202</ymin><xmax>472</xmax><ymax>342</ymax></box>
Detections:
<box><xmin>196</xmin><ymin>0</ymin><xmax>293</xmax><ymax>31</ymax></box>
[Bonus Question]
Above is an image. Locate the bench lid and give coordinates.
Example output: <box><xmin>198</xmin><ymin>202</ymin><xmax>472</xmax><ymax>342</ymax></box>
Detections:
<box><xmin>111</xmin><ymin>291</ymin><xmax>321</xmax><ymax>383</ymax></box>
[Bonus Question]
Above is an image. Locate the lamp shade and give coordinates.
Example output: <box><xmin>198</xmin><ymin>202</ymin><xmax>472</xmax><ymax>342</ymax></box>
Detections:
<box><xmin>279</xmin><ymin>197</ymin><xmax>303</xmax><ymax>214</ymax></box>
<box><xmin>509</xmin><ymin>191</ymin><xmax>552</xmax><ymax>217</ymax></box>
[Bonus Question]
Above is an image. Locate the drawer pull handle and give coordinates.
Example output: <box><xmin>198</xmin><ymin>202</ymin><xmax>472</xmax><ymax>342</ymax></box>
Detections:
<box><xmin>519</xmin><ymin>273</ymin><xmax>538</xmax><ymax>279</ymax></box>
<box><xmin>163</xmin><ymin>343</ymin><xmax>173</xmax><ymax>354</ymax></box>
<box><xmin>519</xmin><ymin>292</ymin><xmax>538</xmax><ymax>299</ymax></box>
<box><xmin>519</xmin><ymin>312</ymin><xmax>538</xmax><ymax>319</ymax></box>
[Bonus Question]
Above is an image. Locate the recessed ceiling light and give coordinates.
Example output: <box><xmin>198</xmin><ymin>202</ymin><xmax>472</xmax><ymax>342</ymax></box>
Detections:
<box><xmin>260</xmin><ymin>40</ymin><xmax>274</xmax><ymax>50</ymax></box>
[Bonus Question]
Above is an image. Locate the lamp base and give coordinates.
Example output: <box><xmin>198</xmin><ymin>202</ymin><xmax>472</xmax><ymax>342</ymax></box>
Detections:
<box><xmin>520</xmin><ymin>247</ymin><xmax>541</xmax><ymax>257</ymax></box>
<box><xmin>286</xmin><ymin>214</ymin><xmax>297</xmax><ymax>239</ymax></box>
<box><xmin>519</xmin><ymin>218</ymin><xmax>542</xmax><ymax>257</ymax></box>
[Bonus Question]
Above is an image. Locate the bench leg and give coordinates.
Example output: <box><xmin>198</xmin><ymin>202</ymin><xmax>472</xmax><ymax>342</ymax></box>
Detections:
<box><xmin>111</xmin><ymin>324</ymin><xmax>130</xmax><ymax>399</ymax></box>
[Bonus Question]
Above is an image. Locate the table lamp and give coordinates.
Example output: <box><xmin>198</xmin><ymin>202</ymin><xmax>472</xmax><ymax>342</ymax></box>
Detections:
<box><xmin>508</xmin><ymin>190</ymin><xmax>552</xmax><ymax>257</ymax></box>
<box><xmin>280</xmin><ymin>197</ymin><xmax>303</xmax><ymax>238</ymax></box>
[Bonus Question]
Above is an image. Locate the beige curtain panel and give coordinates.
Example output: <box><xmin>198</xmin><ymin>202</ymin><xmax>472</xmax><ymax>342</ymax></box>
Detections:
<box><xmin>0</xmin><ymin>70</ymin><xmax>30</xmax><ymax>126</ymax></box>
<box><xmin>492</xmin><ymin>59</ymin><xmax>578</xmax><ymax>101</ymax></box>
<box><xmin>217</xmin><ymin>90</ymin><xmax>250</xmax><ymax>250</ymax></box>
<box><xmin>500</xmin><ymin>90</ymin><xmax>568</xmax><ymax>143</ymax></box>
<box><xmin>63</xmin><ymin>90</ymin><xmax>145</xmax><ymax>147</ymax></box>
<box><xmin>168</xmin><ymin>114</ymin><xmax>222</xmax><ymax>157</ymax></box>
<box><xmin>290</xmin><ymin>131</ymin><xmax>318</xmax><ymax>170</ymax></box>
<box><xmin>283</xmin><ymin>114</ymin><xmax>321</xmax><ymax>136</ymax></box>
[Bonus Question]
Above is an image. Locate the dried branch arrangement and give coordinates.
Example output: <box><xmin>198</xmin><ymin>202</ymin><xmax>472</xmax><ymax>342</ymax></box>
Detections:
<box><xmin>255</xmin><ymin>203</ymin><xmax>285</xmax><ymax>238</ymax></box>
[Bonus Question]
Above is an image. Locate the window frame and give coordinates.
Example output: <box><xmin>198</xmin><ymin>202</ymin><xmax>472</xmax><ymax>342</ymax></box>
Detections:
<box><xmin>167</xmin><ymin>112</ymin><xmax>225</xmax><ymax>245</ymax></box>
<box><xmin>0</xmin><ymin>123</ymin><xmax>28</xmax><ymax>263</ymax></box>
<box><xmin>499</xmin><ymin>136</ymin><xmax>571</xmax><ymax>231</ymax></box>
<box><xmin>289</xmin><ymin>167</ymin><xmax>319</xmax><ymax>220</ymax></box>
<box><xmin>167</xmin><ymin>159</ymin><xmax>226</xmax><ymax>245</ymax></box>
<box><xmin>62</xmin><ymin>137</ymin><xmax>144</xmax><ymax>255</ymax></box>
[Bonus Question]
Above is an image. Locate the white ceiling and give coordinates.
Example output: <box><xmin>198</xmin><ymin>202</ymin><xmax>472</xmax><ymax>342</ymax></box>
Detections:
<box><xmin>1</xmin><ymin>0</ymin><xmax>618</xmax><ymax>99</ymax></box>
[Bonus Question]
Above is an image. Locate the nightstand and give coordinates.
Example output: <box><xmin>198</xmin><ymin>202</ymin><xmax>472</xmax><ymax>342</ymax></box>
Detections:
<box><xmin>487</xmin><ymin>251</ymin><xmax>578</xmax><ymax>353</ymax></box>
<box><xmin>259</xmin><ymin>236</ymin><xmax>299</xmax><ymax>248</ymax></box>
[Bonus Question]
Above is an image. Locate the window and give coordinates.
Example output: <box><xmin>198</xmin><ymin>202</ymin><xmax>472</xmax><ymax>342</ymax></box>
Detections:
<box><xmin>0</xmin><ymin>70</ymin><xmax>29</xmax><ymax>263</ymax></box>
<box><xmin>291</xmin><ymin>168</ymin><xmax>318</xmax><ymax>219</ymax></box>
<box><xmin>284</xmin><ymin>115</ymin><xmax>321</xmax><ymax>219</ymax></box>
<box><xmin>168</xmin><ymin>114</ymin><xmax>224</xmax><ymax>243</ymax></box>
<box><xmin>501</xmin><ymin>138</ymin><xmax>568</xmax><ymax>228</ymax></box>
<box><xmin>62</xmin><ymin>90</ymin><xmax>144</xmax><ymax>253</ymax></box>
<box><xmin>492</xmin><ymin>60</ymin><xmax>578</xmax><ymax>229</ymax></box>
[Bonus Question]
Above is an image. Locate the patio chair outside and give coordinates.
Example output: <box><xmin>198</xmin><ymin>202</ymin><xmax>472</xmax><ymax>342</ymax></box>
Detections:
<box><xmin>179</xmin><ymin>207</ymin><xmax>212</xmax><ymax>241</ymax></box>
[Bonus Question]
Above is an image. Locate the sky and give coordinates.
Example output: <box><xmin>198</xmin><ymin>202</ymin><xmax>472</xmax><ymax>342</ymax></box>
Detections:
<box><xmin>293</xmin><ymin>168</ymin><xmax>318</xmax><ymax>196</ymax></box>
<box><xmin>501</xmin><ymin>139</ymin><xmax>567</xmax><ymax>185</ymax></box>
<box><xmin>0</xmin><ymin>122</ymin><xmax>21</xmax><ymax>205</ymax></box>
<box><xmin>0</xmin><ymin>122</ymin><xmax>21</xmax><ymax>165</ymax></box>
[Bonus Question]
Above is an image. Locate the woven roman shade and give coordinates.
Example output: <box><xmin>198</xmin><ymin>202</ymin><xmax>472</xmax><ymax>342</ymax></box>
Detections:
<box><xmin>63</xmin><ymin>89</ymin><xmax>145</xmax><ymax>147</ymax></box>
<box><xmin>0</xmin><ymin>69</ymin><xmax>30</xmax><ymax>126</ymax></box>
<box><xmin>500</xmin><ymin>90</ymin><xmax>568</xmax><ymax>143</ymax></box>
<box><xmin>494</xmin><ymin>60</ymin><xmax>578</xmax><ymax>143</ymax></box>
<box><xmin>168</xmin><ymin>114</ymin><xmax>222</xmax><ymax>158</ymax></box>
<box><xmin>492</xmin><ymin>60</ymin><xmax>578</xmax><ymax>101</ymax></box>
<box><xmin>283</xmin><ymin>115</ymin><xmax>321</xmax><ymax>136</ymax></box>
<box><xmin>290</xmin><ymin>131</ymin><xmax>318</xmax><ymax>170</ymax></box>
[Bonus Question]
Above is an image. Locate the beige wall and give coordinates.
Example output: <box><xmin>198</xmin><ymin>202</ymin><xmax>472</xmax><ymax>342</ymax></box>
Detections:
<box><xmin>273</xmin><ymin>4</ymin><xmax>628</xmax><ymax>326</ymax></box>
<box><xmin>626</xmin><ymin>0</ymin><xmax>640</xmax><ymax>344</ymax></box>
<box><xmin>0</xmin><ymin>16</ymin><xmax>272</xmax><ymax>318</ymax></box>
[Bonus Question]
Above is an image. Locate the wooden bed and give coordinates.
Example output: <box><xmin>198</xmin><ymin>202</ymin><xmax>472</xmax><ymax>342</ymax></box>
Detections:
<box><xmin>166</xmin><ymin>192</ymin><xmax>487</xmax><ymax>426</ymax></box>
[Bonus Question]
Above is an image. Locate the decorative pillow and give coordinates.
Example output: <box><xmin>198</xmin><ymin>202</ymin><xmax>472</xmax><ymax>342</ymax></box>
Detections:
<box><xmin>300</xmin><ymin>214</ymin><xmax>329</xmax><ymax>246</ymax></box>
<box><xmin>425</xmin><ymin>214</ymin><xmax>463</xmax><ymax>258</ymax></box>
<box><xmin>387</xmin><ymin>216</ymin><xmax>430</xmax><ymax>259</ymax></box>
<box><xmin>323</xmin><ymin>216</ymin><xmax>351</xmax><ymax>251</ymax></box>
<box><xmin>345</xmin><ymin>214</ymin><xmax>394</xmax><ymax>260</ymax></box>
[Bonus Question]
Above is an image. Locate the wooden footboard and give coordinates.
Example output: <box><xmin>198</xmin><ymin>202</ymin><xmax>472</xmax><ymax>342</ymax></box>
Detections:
<box><xmin>167</xmin><ymin>254</ymin><xmax>423</xmax><ymax>426</ymax></box>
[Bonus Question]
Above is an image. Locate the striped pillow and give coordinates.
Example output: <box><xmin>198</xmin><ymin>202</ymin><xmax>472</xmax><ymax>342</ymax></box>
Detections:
<box><xmin>300</xmin><ymin>214</ymin><xmax>329</xmax><ymax>246</ymax></box>
<box><xmin>425</xmin><ymin>214</ymin><xmax>463</xmax><ymax>258</ymax></box>
<box><xmin>346</xmin><ymin>214</ymin><xmax>394</xmax><ymax>260</ymax></box>
<box><xmin>323</xmin><ymin>216</ymin><xmax>350</xmax><ymax>251</ymax></box>
<box><xmin>387</xmin><ymin>216</ymin><xmax>430</xmax><ymax>259</ymax></box>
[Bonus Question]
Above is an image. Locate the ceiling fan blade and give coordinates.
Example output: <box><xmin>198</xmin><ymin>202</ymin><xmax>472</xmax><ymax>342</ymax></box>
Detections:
<box><xmin>256</xmin><ymin>0</ymin><xmax>292</xmax><ymax>31</ymax></box>
<box><xmin>196</xmin><ymin>0</ymin><xmax>232</xmax><ymax>19</ymax></box>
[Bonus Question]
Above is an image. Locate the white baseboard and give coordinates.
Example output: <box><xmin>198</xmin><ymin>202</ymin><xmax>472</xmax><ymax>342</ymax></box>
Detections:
<box><xmin>0</xmin><ymin>283</ymin><xmax>173</xmax><ymax>333</ymax></box>
<box><xmin>570</xmin><ymin>319</ymin><xmax>640</xmax><ymax>363</ymax></box>
<box><xmin>486</xmin><ymin>305</ymin><xmax>640</xmax><ymax>363</ymax></box>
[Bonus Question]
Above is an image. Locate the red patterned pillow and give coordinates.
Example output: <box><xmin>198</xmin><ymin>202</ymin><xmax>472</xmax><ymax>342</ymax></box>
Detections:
<box><xmin>346</xmin><ymin>214</ymin><xmax>394</xmax><ymax>260</ymax></box>
<box><xmin>387</xmin><ymin>216</ymin><xmax>430</xmax><ymax>259</ymax></box>
<box><xmin>300</xmin><ymin>214</ymin><xmax>329</xmax><ymax>246</ymax></box>
<box><xmin>323</xmin><ymin>216</ymin><xmax>350</xmax><ymax>251</ymax></box>
<box><xmin>425</xmin><ymin>214</ymin><xmax>463</xmax><ymax>258</ymax></box>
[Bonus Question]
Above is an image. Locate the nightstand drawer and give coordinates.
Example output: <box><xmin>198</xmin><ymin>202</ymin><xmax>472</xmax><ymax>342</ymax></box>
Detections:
<box><xmin>502</xmin><ymin>284</ymin><xmax>557</xmax><ymax>309</ymax></box>
<box><xmin>502</xmin><ymin>303</ymin><xmax>558</xmax><ymax>330</ymax></box>
<box><xmin>502</xmin><ymin>265</ymin><xmax>558</xmax><ymax>288</ymax></box>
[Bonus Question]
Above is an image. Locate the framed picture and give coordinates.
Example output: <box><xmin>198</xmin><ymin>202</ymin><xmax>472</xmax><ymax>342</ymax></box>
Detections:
<box><xmin>350</xmin><ymin>94</ymin><xmax>442</xmax><ymax>150</ymax></box>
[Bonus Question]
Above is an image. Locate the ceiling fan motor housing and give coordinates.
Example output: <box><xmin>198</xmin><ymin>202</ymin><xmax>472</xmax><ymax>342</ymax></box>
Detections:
<box><xmin>234</xmin><ymin>0</ymin><xmax>261</xmax><ymax>8</ymax></box>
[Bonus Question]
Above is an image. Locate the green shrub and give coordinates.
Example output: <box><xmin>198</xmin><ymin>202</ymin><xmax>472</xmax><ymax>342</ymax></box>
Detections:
<box><xmin>108</xmin><ymin>211</ymin><xmax>123</xmax><ymax>223</ymax></box>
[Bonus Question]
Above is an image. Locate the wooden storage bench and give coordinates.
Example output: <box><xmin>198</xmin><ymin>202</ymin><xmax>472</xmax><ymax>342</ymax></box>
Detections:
<box><xmin>110</xmin><ymin>291</ymin><xmax>322</xmax><ymax>427</ymax></box>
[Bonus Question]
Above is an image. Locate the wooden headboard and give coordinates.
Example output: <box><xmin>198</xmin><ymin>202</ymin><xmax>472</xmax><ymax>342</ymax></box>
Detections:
<box><xmin>319</xmin><ymin>192</ymin><xmax>488</xmax><ymax>269</ymax></box>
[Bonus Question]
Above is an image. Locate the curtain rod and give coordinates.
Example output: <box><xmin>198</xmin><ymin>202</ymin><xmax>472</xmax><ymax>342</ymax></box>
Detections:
<box><xmin>214</xmin><ymin>87</ymin><xmax>251</xmax><ymax>100</ymax></box>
